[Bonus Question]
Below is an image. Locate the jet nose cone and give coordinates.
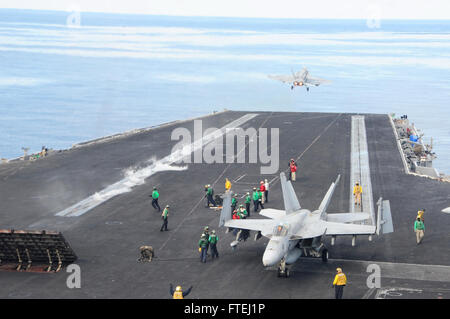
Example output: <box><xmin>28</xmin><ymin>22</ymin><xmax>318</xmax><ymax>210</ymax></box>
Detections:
<box><xmin>262</xmin><ymin>251</ymin><xmax>280</xmax><ymax>267</ymax></box>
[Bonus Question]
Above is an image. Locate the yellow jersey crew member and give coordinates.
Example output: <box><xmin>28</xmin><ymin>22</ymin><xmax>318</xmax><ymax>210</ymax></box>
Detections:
<box><xmin>225</xmin><ymin>178</ymin><xmax>232</xmax><ymax>192</ymax></box>
<box><xmin>170</xmin><ymin>284</ymin><xmax>193</xmax><ymax>299</ymax></box>
<box><xmin>332</xmin><ymin>268</ymin><xmax>347</xmax><ymax>299</ymax></box>
<box><xmin>353</xmin><ymin>182</ymin><xmax>362</xmax><ymax>206</ymax></box>
<box><xmin>417</xmin><ymin>209</ymin><xmax>425</xmax><ymax>222</ymax></box>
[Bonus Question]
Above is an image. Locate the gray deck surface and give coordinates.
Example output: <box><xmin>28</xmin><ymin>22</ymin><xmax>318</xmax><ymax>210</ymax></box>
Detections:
<box><xmin>1</xmin><ymin>111</ymin><xmax>449</xmax><ymax>299</ymax></box>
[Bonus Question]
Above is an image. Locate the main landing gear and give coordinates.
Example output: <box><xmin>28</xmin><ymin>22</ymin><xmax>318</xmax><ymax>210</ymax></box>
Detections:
<box><xmin>321</xmin><ymin>248</ymin><xmax>329</xmax><ymax>263</ymax></box>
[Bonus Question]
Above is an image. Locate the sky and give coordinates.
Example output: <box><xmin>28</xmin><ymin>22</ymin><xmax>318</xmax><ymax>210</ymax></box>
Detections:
<box><xmin>1</xmin><ymin>0</ymin><xmax>450</xmax><ymax>19</ymax></box>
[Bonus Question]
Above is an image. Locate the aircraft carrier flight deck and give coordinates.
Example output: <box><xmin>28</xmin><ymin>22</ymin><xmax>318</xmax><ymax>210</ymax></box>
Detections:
<box><xmin>1</xmin><ymin>111</ymin><xmax>449</xmax><ymax>299</ymax></box>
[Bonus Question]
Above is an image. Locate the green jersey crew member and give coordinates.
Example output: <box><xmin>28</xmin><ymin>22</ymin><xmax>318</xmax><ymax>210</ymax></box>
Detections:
<box><xmin>231</xmin><ymin>194</ymin><xmax>238</xmax><ymax>211</ymax></box>
<box><xmin>150</xmin><ymin>187</ymin><xmax>161</xmax><ymax>212</ymax></box>
<box><xmin>252</xmin><ymin>188</ymin><xmax>260</xmax><ymax>212</ymax></box>
<box><xmin>198</xmin><ymin>234</ymin><xmax>209</xmax><ymax>263</ymax></box>
<box><xmin>414</xmin><ymin>217</ymin><xmax>425</xmax><ymax>244</ymax></box>
<box><xmin>209</xmin><ymin>230</ymin><xmax>219</xmax><ymax>259</ymax></box>
<box><xmin>205</xmin><ymin>184</ymin><xmax>216</xmax><ymax>207</ymax></box>
<box><xmin>245</xmin><ymin>192</ymin><xmax>251</xmax><ymax>217</ymax></box>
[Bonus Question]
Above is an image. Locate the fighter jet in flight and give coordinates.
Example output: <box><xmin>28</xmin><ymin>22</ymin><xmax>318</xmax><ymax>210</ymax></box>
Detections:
<box><xmin>268</xmin><ymin>67</ymin><xmax>330</xmax><ymax>91</ymax></box>
<box><xmin>219</xmin><ymin>172</ymin><xmax>393</xmax><ymax>277</ymax></box>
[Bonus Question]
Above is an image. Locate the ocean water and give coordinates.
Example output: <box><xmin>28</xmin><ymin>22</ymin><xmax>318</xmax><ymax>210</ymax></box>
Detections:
<box><xmin>1</xmin><ymin>9</ymin><xmax>449</xmax><ymax>173</ymax></box>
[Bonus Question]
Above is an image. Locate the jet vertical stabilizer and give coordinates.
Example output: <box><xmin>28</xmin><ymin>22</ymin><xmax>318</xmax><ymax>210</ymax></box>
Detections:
<box><xmin>318</xmin><ymin>174</ymin><xmax>340</xmax><ymax>219</ymax></box>
<box><xmin>376</xmin><ymin>198</ymin><xmax>394</xmax><ymax>235</ymax></box>
<box><xmin>280</xmin><ymin>172</ymin><xmax>301</xmax><ymax>214</ymax></box>
<box><xmin>219</xmin><ymin>191</ymin><xmax>232</xmax><ymax>227</ymax></box>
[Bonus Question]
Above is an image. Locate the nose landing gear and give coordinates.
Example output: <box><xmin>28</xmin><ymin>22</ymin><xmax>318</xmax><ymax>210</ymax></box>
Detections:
<box><xmin>277</xmin><ymin>258</ymin><xmax>290</xmax><ymax>278</ymax></box>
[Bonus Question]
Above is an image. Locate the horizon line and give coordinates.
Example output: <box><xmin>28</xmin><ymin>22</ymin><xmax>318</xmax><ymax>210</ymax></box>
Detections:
<box><xmin>1</xmin><ymin>7</ymin><xmax>450</xmax><ymax>21</ymax></box>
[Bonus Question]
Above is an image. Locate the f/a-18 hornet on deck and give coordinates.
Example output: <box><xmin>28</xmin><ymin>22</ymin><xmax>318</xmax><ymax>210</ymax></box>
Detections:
<box><xmin>219</xmin><ymin>172</ymin><xmax>393</xmax><ymax>277</ymax></box>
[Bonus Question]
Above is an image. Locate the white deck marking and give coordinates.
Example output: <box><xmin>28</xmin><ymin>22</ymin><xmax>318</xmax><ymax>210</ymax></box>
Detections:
<box><xmin>329</xmin><ymin>258</ymin><xmax>450</xmax><ymax>283</ymax></box>
<box><xmin>350</xmin><ymin>116</ymin><xmax>374</xmax><ymax>224</ymax></box>
<box><xmin>267</xmin><ymin>257</ymin><xmax>450</xmax><ymax>283</ymax></box>
<box><xmin>56</xmin><ymin>113</ymin><xmax>258</xmax><ymax>217</ymax></box>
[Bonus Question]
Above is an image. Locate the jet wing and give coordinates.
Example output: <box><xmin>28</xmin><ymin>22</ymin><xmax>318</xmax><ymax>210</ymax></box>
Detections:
<box><xmin>268</xmin><ymin>74</ymin><xmax>295</xmax><ymax>83</ymax></box>
<box><xmin>292</xmin><ymin>219</ymin><xmax>375</xmax><ymax>239</ymax></box>
<box><xmin>224</xmin><ymin>219</ymin><xmax>277</xmax><ymax>237</ymax></box>
<box><xmin>326</xmin><ymin>213</ymin><xmax>371</xmax><ymax>223</ymax></box>
<box><xmin>324</xmin><ymin>221</ymin><xmax>375</xmax><ymax>235</ymax></box>
<box><xmin>259</xmin><ymin>208</ymin><xmax>286</xmax><ymax>219</ymax></box>
<box><xmin>305</xmin><ymin>76</ymin><xmax>331</xmax><ymax>86</ymax></box>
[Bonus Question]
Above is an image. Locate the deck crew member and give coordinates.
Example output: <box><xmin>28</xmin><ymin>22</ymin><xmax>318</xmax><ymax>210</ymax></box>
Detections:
<box><xmin>252</xmin><ymin>188</ymin><xmax>260</xmax><ymax>212</ymax></box>
<box><xmin>170</xmin><ymin>284</ymin><xmax>193</xmax><ymax>299</ymax></box>
<box><xmin>289</xmin><ymin>159</ymin><xmax>297</xmax><ymax>181</ymax></box>
<box><xmin>231</xmin><ymin>194</ymin><xmax>238</xmax><ymax>211</ymax></box>
<box><xmin>258</xmin><ymin>189</ymin><xmax>265</xmax><ymax>210</ymax></box>
<box><xmin>414</xmin><ymin>217</ymin><xmax>425</xmax><ymax>244</ymax></box>
<box><xmin>238</xmin><ymin>204</ymin><xmax>248</xmax><ymax>219</ymax></box>
<box><xmin>264</xmin><ymin>179</ymin><xmax>269</xmax><ymax>203</ymax></box>
<box><xmin>203</xmin><ymin>226</ymin><xmax>210</xmax><ymax>237</ymax></box>
<box><xmin>150</xmin><ymin>187</ymin><xmax>161</xmax><ymax>212</ymax></box>
<box><xmin>160</xmin><ymin>205</ymin><xmax>169</xmax><ymax>231</ymax></box>
<box><xmin>417</xmin><ymin>209</ymin><xmax>425</xmax><ymax>222</ymax></box>
<box><xmin>225</xmin><ymin>178</ymin><xmax>232</xmax><ymax>192</ymax></box>
<box><xmin>332</xmin><ymin>268</ymin><xmax>347</xmax><ymax>299</ymax></box>
<box><xmin>260</xmin><ymin>181</ymin><xmax>266</xmax><ymax>204</ymax></box>
<box><xmin>353</xmin><ymin>182</ymin><xmax>362</xmax><ymax>206</ymax></box>
<box><xmin>245</xmin><ymin>192</ymin><xmax>251</xmax><ymax>217</ymax></box>
<box><xmin>138</xmin><ymin>246</ymin><xmax>154</xmax><ymax>262</ymax></box>
<box><xmin>40</xmin><ymin>146</ymin><xmax>48</xmax><ymax>157</ymax></box>
<box><xmin>202</xmin><ymin>226</ymin><xmax>210</xmax><ymax>252</ymax></box>
<box><xmin>209</xmin><ymin>230</ymin><xmax>219</xmax><ymax>259</ymax></box>
<box><xmin>198</xmin><ymin>234</ymin><xmax>209</xmax><ymax>263</ymax></box>
<box><xmin>205</xmin><ymin>184</ymin><xmax>216</xmax><ymax>207</ymax></box>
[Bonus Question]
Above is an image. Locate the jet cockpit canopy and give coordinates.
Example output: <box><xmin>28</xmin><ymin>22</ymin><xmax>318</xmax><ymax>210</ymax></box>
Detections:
<box><xmin>273</xmin><ymin>224</ymin><xmax>289</xmax><ymax>237</ymax></box>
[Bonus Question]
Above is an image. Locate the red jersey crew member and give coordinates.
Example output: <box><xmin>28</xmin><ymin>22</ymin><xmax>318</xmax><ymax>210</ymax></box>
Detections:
<box><xmin>260</xmin><ymin>181</ymin><xmax>266</xmax><ymax>204</ymax></box>
<box><xmin>289</xmin><ymin>159</ymin><xmax>298</xmax><ymax>181</ymax></box>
